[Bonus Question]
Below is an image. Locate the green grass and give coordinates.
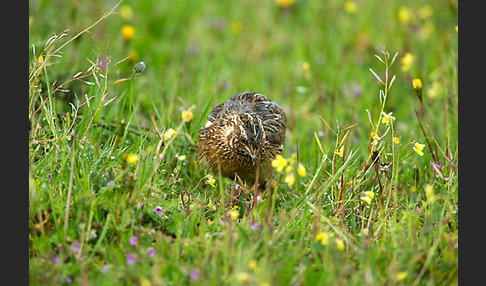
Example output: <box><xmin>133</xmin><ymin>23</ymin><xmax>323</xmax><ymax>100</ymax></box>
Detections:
<box><xmin>29</xmin><ymin>0</ymin><xmax>458</xmax><ymax>285</ymax></box>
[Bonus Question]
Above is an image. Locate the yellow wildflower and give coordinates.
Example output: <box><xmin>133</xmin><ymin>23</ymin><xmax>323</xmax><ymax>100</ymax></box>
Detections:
<box><xmin>163</xmin><ymin>128</ymin><xmax>177</xmax><ymax>140</ymax></box>
<box><xmin>412</xmin><ymin>78</ymin><xmax>423</xmax><ymax>99</ymax></box>
<box><xmin>419</xmin><ymin>21</ymin><xmax>435</xmax><ymax>39</ymax></box>
<box><xmin>301</xmin><ymin>61</ymin><xmax>310</xmax><ymax>73</ymax></box>
<box><xmin>401</xmin><ymin>53</ymin><xmax>414</xmax><ymax>72</ymax></box>
<box><xmin>413</xmin><ymin>142</ymin><xmax>426</xmax><ymax>156</ymax></box>
<box><xmin>229</xmin><ymin>209</ymin><xmax>239</xmax><ymax>220</ymax></box>
<box><xmin>418</xmin><ymin>5</ymin><xmax>433</xmax><ymax>19</ymax></box>
<box><xmin>230</xmin><ymin>20</ymin><xmax>243</xmax><ymax>35</ymax></box>
<box><xmin>301</xmin><ymin>61</ymin><xmax>310</xmax><ymax>78</ymax></box>
<box><xmin>297</xmin><ymin>162</ymin><xmax>306</xmax><ymax>177</ymax></box>
<box><xmin>129</xmin><ymin>51</ymin><xmax>139</xmax><ymax>62</ymax></box>
<box><xmin>177</xmin><ymin>154</ymin><xmax>187</xmax><ymax>161</ymax></box>
<box><xmin>381</xmin><ymin>111</ymin><xmax>396</xmax><ymax>126</ymax></box>
<box><xmin>126</xmin><ymin>154</ymin><xmax>139</xmax><ymax>164</ymax></box>
<box><xmin>396</xmin><ymin>271</ymin><xmax>408</xmax><ymax>281</ymax></box>
<box><xmin>275</xmin><ymin>0</ymin><xmax>295</xmax><ymax>8</ymax></box>
<box><xmin>271</xmin><ymin>181</ymin><xmax>277</xmax><ymax>188</ymax></box>
<box><xmin>38</xmin><ymin>55</ymin><xmax>44</xmax><ymax>63</ymax></box>
<box><xmin>247</xmin><ymin>259</ymin><xmax>258</xmax><ymax>271</ymax></box>
<box><xmin>120</xmin><ymin>5</ymin><xmax>134</xmax><ymax>20</ymax></box>
<box><xmin>335</xmin><ymin>238</ymin><xmax>345</xmax><ymax>251</ymax></box>
<box><xmin>412</xmin><ymin>78</ymin><xmax>422</xmax><ymax>91</ymax></box>
<box><xmin>139</xmin><ymin>277</ymin><xmax>151</xmax><ymax>286</ymax></box>
<box><xmin>397</xmin><ymin>6</ymin><xmax>412</xmax><ymax>24</ymax></box>
<box><xmin>393</xmin><ymin>136</ymin><xmax>400</xmax><ymax>144</ymax></box>
<box><xmin>364</xmin><ymin>191</ymin><xmax>375</xmax><ymax>199</ymax></box>
<box><xmin>315</xmin><ymin>232</ymin><xmax>329</xmax><ymax>245</ymax></box>
<box><xmin>424</xmin><ymin>184</ymin><xmax>435</xmax><ymax>203</ymax></box>
<box><xmin>427</xmin><ymin>81</ymin><xmax>441</xmax><ymax>99</ymax></box>
<box><xmin>334</xmin><ymin>145</ymin><xmax>344</xmax><ymax>157</ymax></box>
<box><xmin>205</xmin><ymin>174</ymin><xmax>216</xmax><ymax>187</ymax></box>
<box><xmin>236</xmin><ymin>272</ymin><xmax>250</xmax><ymax>282</ymax></box>
<box><xmin>369</xmin><ymin>131</ymin><xmax>381</xmax><ymax>147</ymax></box>
<box><xmin>181</xmin><ymin>109</ymin><xmax>193</xmax><ymax>123</ymax></box>
<box><xmin>207</xmin><ymin>219</ymin><xmax>214</xmax><ymax>225</ymax></box>
<box><xmin>284</xmin><ymin>173</ymin><xmax>295</xmax><ymax>187</ymax></box>
<box><xmin>344</xmin><ymin>1</ymin><xmax>358</xmax><ymax>14</ymax></box>
<box><xmin>121</xmin><ymin>25</ymin><xmax>135</xmax><ymax>41</ymax></box>
<box><xmin>285</xmin><ymin>165</ymin><xmax>293</xmax><ymax>173</ymax></box>
<box><xmin>360</xmin><ymin>196</ymin><xmax>372</xmax><ymax>205</ymax></box>
<box><xmin>271</xmin><ymin>154</ymin><xmax>288</xmax><ymax>172</ymax></box>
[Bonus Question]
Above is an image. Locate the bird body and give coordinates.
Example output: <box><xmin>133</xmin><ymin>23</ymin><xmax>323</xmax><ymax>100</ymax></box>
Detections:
<box><xmin>197</xmin><ymin>92</ymin><xmax>286</xmax><ymax>188</ymax></box>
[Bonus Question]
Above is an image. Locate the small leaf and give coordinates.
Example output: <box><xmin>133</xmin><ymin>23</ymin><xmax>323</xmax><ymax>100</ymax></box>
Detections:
<box><xmin>103</xmin><ymin>96</ymin><xmax>118</xmax><ymax>106</ymax></box>
<box><xmin>72</xmin><ymin>72</ymin><xmax>83</xmax><ymax>78</ymax></box>
<box><xmin>319</xmin><ymin>115</ymin><xmax>337</xmax><ymax>136</ymax></box>
<box><xmin>374</xmin><ymin>54</ymin><xmax>385</xmax><ymax>64</ymax></box>
<box><xmin>388</xmin><ymin>75</ymin><xmax>397</xmax><ymax>91</ymax></box>
<box><xmin>369</xmin><ymin>68</ymin><xmax>384</xmax><ymax>85</ymax></box>
<box><xmin>365</xmin><ymin>109</ymin><xmax>374</xmax><ymax>127</ymax></box>
<box><xmin>431</xmin><ymin>162</ymin><xmax>445</xmax><ymax>181</ymax></box>
<box><xmin>314</xmin><ymin>132</ymin><xmax>325</xmax><ymax>155</ymax></box>
<box><xmin>390</xmin><ymin>52</ymin><xmax>399</xmax><ymax>66</ymax></box>
<box><xmin>112</xmin><ymin>78</ymin><xmax>131</xmax><ymax>85</ymax></box>
<box><xmin>338</xmin><ymin>130</ymin><xmax>350</xmax><ymax>148</ymax></box>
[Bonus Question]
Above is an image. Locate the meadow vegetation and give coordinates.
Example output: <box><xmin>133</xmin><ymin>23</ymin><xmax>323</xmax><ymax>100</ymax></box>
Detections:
<box><xmin>29</xmin><ymin>0</ymin><xmax>458</xmax><ymax>284</ymax></box>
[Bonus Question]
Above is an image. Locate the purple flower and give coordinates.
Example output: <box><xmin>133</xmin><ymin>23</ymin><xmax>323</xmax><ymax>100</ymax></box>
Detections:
<box><xmin>126</xmin><ymin>254</ymin><xmax>136</xmax><ymax>265</ymax></box>
<box><xmin>65</xmin><ymin>277</ymin><xmax>73</xmax><ymax>284</ymax></box>
<box><xmin>189</xmin><ymin>269</ymin><xmax>200</xmax><ymax>280</ymax></box>
<box><xmin>353</xmin><ymin>84</ymin><xmax>362</xmax><ymax>97</ymax></box>
<box><xmin>147</xmin><ymin>248</ymin><xmax>156</xmax><ymax>257</ymax></box>
<box><xmin>52</xmin><ymin>256</ymin><xmax>60</xmax><ymax>263</ymax></box>
<box><xmin>140</xmin><ymin>202</ymin><xmax>145</xmax><ymax>208</ymax></box>
<box><xmin>129</xmin><ymin>236</ymin><xmax>138</xmax><ymax>246</ymax></box>
<box><xmin>71</xmin><ymin>241</ymin><xmax>80</xmax><ymax>253</ymax></box>
<box><xmin>92</xmin><ymin>232</ymin><xmax>98</xmax><ymax>239</ymax></box>
<box><xmin>429</xmin><ymin>162</ymin><xmax>441</xmax><ymax>169</ymax></box>
<box><xmin>155</xmin><ymin>207</ymin><xmax>163</xmax><ymax>215</ymax></box>
<box><xmin>47</xmin><ymin>174</ymin><xmax>52</xmax><ymax>179</ymax></box>
<box><xmin>251</xmin><ymin>223</ymin><xmax>260</xmax><ymax>230</ymax></box>
<box><xmin>102</xmin><ymin>264</ymin><xmax>109</xmax><ymax>274</ymax></box>
<box><xmin>107</xmin><ymin>180</ymin><xmax>114</xmax><ymax>185</ymax></box>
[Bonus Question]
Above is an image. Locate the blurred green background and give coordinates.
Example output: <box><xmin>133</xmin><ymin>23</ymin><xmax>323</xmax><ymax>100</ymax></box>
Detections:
<box><xmin>29</xmin><ymin>0</ymin><xmax>458</xmax><ymax>284</ymax></box>
<box><xmin>29</xmin><ymin>0</ymin><xmax>458</xmax><ymax>159</ymax></box>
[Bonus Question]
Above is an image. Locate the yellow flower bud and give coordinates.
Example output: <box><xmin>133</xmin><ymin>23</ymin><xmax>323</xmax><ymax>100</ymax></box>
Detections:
<box><xmin>181</xmin><ymin>110</ymin><xmax>193</xmax><ymax>123</ymax></box>
<box><xmin>121</xmin><ymin>25</ymin><xmax>135</xmax><ymax>41</ymax></box>
<box><xmin>412</xmin><ymin>78</ymin><xmax>423</xmax><ymax>100</ymax></box>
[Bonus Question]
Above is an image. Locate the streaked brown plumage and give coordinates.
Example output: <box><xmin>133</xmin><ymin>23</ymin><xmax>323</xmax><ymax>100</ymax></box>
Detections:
<box><xmin>197</xmin><ymin>92</ymin><xmax>286</xmax><ymax>189</ymax></box>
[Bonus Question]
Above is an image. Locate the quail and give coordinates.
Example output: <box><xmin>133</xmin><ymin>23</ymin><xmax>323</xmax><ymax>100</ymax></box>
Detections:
<box><xmin>197</xmin><ymin>92</ymin><xmax>287</xmax><ymax>189</ymax></box>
